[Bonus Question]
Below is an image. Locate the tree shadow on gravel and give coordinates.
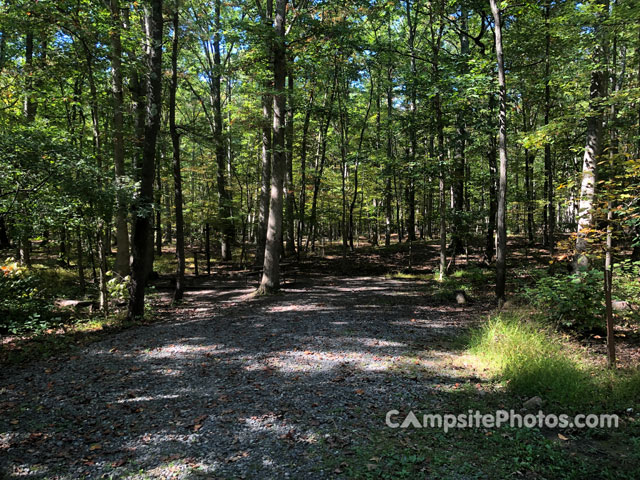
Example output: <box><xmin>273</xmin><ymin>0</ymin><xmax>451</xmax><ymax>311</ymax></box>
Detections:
<box><xmin>6</xmin><ymin>273</ymin><xmax>628</xmax><ymax>480</ymax></box>
<box><xmin>0</xmin><ymin>274</ymin><xmax>493</xmax><ymax>479</ymax></box>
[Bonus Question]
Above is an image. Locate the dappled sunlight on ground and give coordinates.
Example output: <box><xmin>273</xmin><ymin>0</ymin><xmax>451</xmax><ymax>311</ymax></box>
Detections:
<box><xmin>0</xmin><ymin>274</ymin><xmax>491</xmax><ymax>479</ymax></box>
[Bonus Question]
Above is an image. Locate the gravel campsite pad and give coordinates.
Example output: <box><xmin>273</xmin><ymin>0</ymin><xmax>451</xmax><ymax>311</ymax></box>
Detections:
<box><xmin>1</xmin><ymin>275</ymin><xmax>490</xmax><ymax>479</ymax></box>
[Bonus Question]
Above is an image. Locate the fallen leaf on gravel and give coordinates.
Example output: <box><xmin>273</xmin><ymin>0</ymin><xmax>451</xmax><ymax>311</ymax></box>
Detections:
<box><xmin>279</xmin><ymin>429</ymin><xmax>295</xmax><ymax>440</ymax></box>
<box><xmin>162</xmin><ymin>454</ymin><xmax>182</xmax><ymax>461</ymax></box>
<box><xmin>227</xmin><ymin>451</ymin><xmax>249</xmax><ymax>462</ymax></box>
<box><xmin>355</xmin><ymin>389</ymin><xmax>364</xmax><ymax>395</ymax></box>
<box><xmin>111</xmin><ymin>459</ymin><xmax>127</xmax><ymax>467</ymax></box>
<box><xmin>193</xmin><ymin>414</ymin><xmax>208</xmax><ymax>431</ymax></box>
<box><xmin>89</xmin><ymin>444</ymin><xmax>101</xmax><ymax>451</ymax></box>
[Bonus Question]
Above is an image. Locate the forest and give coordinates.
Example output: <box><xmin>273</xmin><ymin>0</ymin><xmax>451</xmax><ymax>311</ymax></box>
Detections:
<box><xmin>1</xmin><ymin>0</ymin><xmax>640</xmax><ymax>478</ymax></box>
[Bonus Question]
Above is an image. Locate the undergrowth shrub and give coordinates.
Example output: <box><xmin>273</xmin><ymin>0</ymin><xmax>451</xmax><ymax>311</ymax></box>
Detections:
<box><xmin>524</xmin><ymin>270</ymin><xmax>604</xmax><ymax>332</ymax></box>
<box><xmin>525</xmin><ymin>264</ymin><xmax>640</xmax><ymax>332</ymax></box>
<box><xmin>0</xmin><ymin>260</ymin><xmax>59</xmax><ymax>334</ymax></box>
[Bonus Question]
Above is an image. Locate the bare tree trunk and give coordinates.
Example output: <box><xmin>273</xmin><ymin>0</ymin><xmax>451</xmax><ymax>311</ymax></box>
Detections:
<box><xmin>436</xmin><ymin>92</ymin><xmax>446</xmax><ymax>280</ymax></box>
<box><xmin>485</xmin><ymin>95</ymin><xmax>498</xmax><ymax>263</ymax></box>
<box><xmin>76</xmin><ymin>227</ymin><xmax>85</xmax><ymax>294</ymax></box>
<box><xmin>23</xmin><ymin>30</ymin><xmax>36</xmax><ymax>121</ymax></box>
<box><xmin>155</xmin><ymin>153</ymin><xmax>162</xmax><ymax>256</ymax></box>
<box><xmin>452</xmin><ymin>7</ymin><xmax>469</xmax><ymax>255</ymax></box>
<box><xmin>297</xmin><ymin>88</ymin><xmax>313</xmax><ymax>255</ymax></box>
<box><xmin>212</xmin><ymin>0</ymin><xmax>233</xmax><ymax>261</ymax></box>
<box><xmin>85</xmin><ymin>42</ymin><xmax>108</xmax><ymax>310</ymax></box>
<box><xmin>96</xmin><ymin>228</ymin><xmax>109</xmax><ymax>314</ymax></box>
<box><xmin>284</xmin><ymin>69</ymin><xmax>296</xmax><ymax>256</ymax></box>
<box><xmin>384</xmin><ymin>66</ymin><xmax>393</xmax><ymax>247</ymax></box>
<box><xmin>525</xmin><ymin>148</ymin><xmax>535</xmax><ymax>245</ymax></box>
<box><xmin>257</xmin><ymin>0</ymin><xmax>286</xmax><ymax>294</ymax></box>
<box><xmin>108</xmin><ymin>0</ymin><xmax>130</xmax><ymax>276</ymax></box>
<box><xmin>256</xmin><ymin>0</ymin><xmax>274</xmax><ymax>266</ymax></box>
<box><xmin>169</xmin><ymin>9</ymin><xmax>185</xmax><ymax>302</ymax></box>
<box><xmin>491</xmin><ymin>0</ymin><xmax>509</xmax><ymax>305</ymax></box>
<box><xmin>19</xmin><ymin>29</ymin><xmax>35</xmax><ymax>267</ymax></box>
<box><xmin>574</xmin><ymin>0</ymin><xmax>607</xmax><ymax>270</ymax></box>
<box><xmin>307</xmin><ymin>71</ymin><xmax>336</xmax><ymax>252</ymax></box>
<box><xmin>634</xmin><ymin>25</ymin><xmax>640</xmax><ymax>261</ymax></box>
<box><xmin>543</xmin><ymin>1</ymin><xmax>555</xmax><ymax>252</ymax></box>
<box><xmin>127</xmin><ymin>0</ymin><xmax>163</xmax><ymax>319</ymax></box>
<box><xmin>405</xmin><ymin>0</ymin><xmax>418</xmax><ymax>242</ymax></box>
<box><xmin>349</xmin><ymin>77</ymin><xmax>374</xmax><ymax>251</ymax></box>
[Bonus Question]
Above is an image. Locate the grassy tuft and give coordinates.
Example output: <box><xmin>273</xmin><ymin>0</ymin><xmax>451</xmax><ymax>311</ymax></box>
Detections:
<box><xmin>469</xmin><ymin>312</ymin><xmax>640</xmax><ymax>411</ymax></box>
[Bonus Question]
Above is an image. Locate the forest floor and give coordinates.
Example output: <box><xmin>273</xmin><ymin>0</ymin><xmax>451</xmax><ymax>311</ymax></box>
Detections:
<box><xmin>1</xmin><ymin>241</ymin><xmax>639</xmax><ymax>479</ymax></box>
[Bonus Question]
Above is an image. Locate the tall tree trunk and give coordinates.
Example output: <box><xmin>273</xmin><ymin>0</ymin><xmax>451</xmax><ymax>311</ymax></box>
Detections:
<box><xmin>84</xmin><ymin>43</ymin><xmax>109</xmax><ymax>311</ymax></box>
<box><xmin>338</xmin><ymin>76</ymin><xmax>349</xmax><ymax>254</ymax></box>
<box><xmin>436</xmin><ymin>92</ymin><xmax>446</xmax><ymax>280</ymax></box>
<box><xmin>256</xmin><ymin>0</ymin><xmax>274</xmax><ymax>266</ymax></box>
<box><xmin>127</xmin><ymin>0</ymin><xmax>163</xmax><ymax>319</ymax></box>
<box><xmin>384</xmin><ymin>65</ymin><xmax>393</xmax><ymax>247</ymax></box>
<box><xmin>633</xmin><ymin>25</ymin><xmax>640</xmax><ymax>261</ymax></box>
<box><xmin>525</xmin><ymin>146</ymin><xmax>535</xmax><ymax>245</ymax></box>
<box><xmin>349</xmin><ymin>78</ymin><xmax>374</xmax><ymax>251</ymax></box>
<box><xmin>574</xmin><ymin>0</ymin><xmax>607</xmax><ymax>270</ymax></box>
<box><xmin>108</xmin><ymin>0</ymin><xmax>130</xmax><ymax>276</ymax></box>
<box><xmin>24</xmin><ymin>30</ymin><xmax>36</xmax><ymax>121</ymax></box>
<box><xmin>297</xmin><ymin>87</ymin><xmax>313</xmax><ymax>255</ymax></box>
<box><xmin>543</xmin><ymin>1</ymin><xmax>555</xmax><ymax>251</ymax></box>
<box><xmin>96</xmin><ymin>228</ymin><xmax>109</xmax><ymax>314</ymax></box>
<box><xmin>451</xmin><ymin>6</ymin><xmax>469</xmax><ymax>255</ymax></box>
<box><xmin>257</xmin><ymin>0</ymin><xmax>286</xmax><ymax>294</ymax></box>
<box><xmin>213</xmin><ymin>0</ymin><xmax>233</xmax><ymax>261</ymax></box>
<box><xmin>307</xmin><ymin>72</ymin><xmax>336</xmax><ymax>251</ymax></box>
<box><xmin>19</xmin><ymin>29</ymin><xmax>36</xmax><ymax>266</ymax></box>
<box><xmin>284</xmin><ymin>68</ymin><xmax>296</xmax><ymax>256</ymax></box>
<box><xmin>485</xmin><ymin>95</ymin><xmax>498</xmax><ymax>263</ymax></box>
<box><xmin>405</xmin><ymin>0</ymin><xmax>418</xmax><ymax>242</ymax></box>
<box><xmin>155</xmin><ymin>152</ymin><xmax>162</xmax><ymax>256</ymax></box>
<box><xmin>169</xmin><ymin>9</ymin><xmax>185</xmax><ymax>301</ymax></box>
<box><xmin>491</xmin><ymin>0</ymin><xmax>509</xmax><ymax>304</ymax></box>
<box><xmin>604</xmin><ymin>27</ymin><xmax>620</xmax><ymax>367</ymax></box>
<box><xmin>76</xmin><ymin>227</ymin><xmax>86</xmax><ymax>294</ymax></box>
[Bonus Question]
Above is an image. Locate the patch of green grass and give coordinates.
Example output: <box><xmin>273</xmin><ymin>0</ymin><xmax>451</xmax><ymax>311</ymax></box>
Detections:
<box><xmin>324</xmin><ymin>417</ymin><xmax>640</xmax><ymax>479</ymax></box>
<box><xmin>468</xmin><ymin>312</ymin><xmax>640</xmax><ymax>412</ymax></box>
<box><xmin>385</xmin><ymin>271</ymin><xmax>432</xmax><ymax>281</ymax></box>
<box><xmin>153</xmin><ymin>253</ymin><xmax>177</xmax><ymax>275</ymax></box>
<box><xmin>386</xmin><ymin>266</ymin><xmax>491</xmax><ymax>304</ymax></box>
